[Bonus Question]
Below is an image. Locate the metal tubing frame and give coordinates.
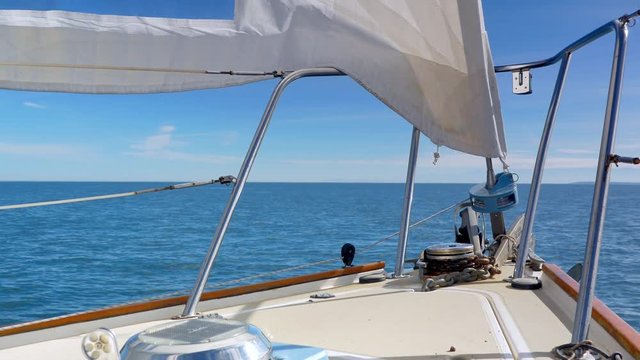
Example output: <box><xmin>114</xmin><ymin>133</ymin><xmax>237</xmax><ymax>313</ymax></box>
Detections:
<box><xmin>182</xmin><ymin>68</ymin><xmax>344</xmax><ymax>317</ymax></box>
<box><xmin>512</xmin><ymin>53</ymin><xmax>572</xmax><ymax>279</ymax></box>
<box><xmin>572</xmin><ymin>19</ymin><xmax>629</xmax><ymax>342</ymax></box>
<box><xmin>494</xmin><ymin>9</ymin><xmax>638</xmax><ymax>74</ymax></box>
<box><xmin>495</xmin><ymin>10</ymin><xmax>638</xmax><ymax>277</ymax></box>
<box><xmin>495</xmin><ymin>11</ymin><xmax>637</xmax><ymax>341</ymax></box>
<box><xmin>393</xmin><ymin>126</ymin><xmax>421</xmax><ymax>277</ymax></box>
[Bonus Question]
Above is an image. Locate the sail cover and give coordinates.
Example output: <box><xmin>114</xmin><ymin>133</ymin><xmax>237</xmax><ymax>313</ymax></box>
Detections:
<box><xmin>0</xmin><ymin>0</ymin><xmax>506</xmax><ymax>159</ymax></box>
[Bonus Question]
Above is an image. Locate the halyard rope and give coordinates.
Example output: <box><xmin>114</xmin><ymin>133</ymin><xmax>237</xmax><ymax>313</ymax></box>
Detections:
<box><xmin>553</xmin><ymin>340</ymin><xmax>623</xmax><ymax>359</ymax></box>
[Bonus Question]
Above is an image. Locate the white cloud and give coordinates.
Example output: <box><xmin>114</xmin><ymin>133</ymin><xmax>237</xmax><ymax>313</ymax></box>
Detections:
<box><xmin>128</xmin><ymin>125</ymin><xmax>239</xmax><ymax>164</ymax></box>
<box><xmin>130</xmin><ymin>125</ymin><xmax>175</xmax><ymax>152</ymax></box>
<box><xmin>154</xmin><ymin>151</ymin><xmax>238</xmax><ymax>164</ymax></box>
<box><xmin>279</xmin><ymin>151</ymin><xmax>599</xmax><ymax>175</ymax></box>
<box><xmin>23</xmin><ymin>101</ymin><xmax>46</xmax><ymax>109</ymax></box>
<box><xmin>556</xmin><ymin>148</ymin><xmax>596</xmax><ymax>155</ymax></box>
<box><xmin>281</xmin><ymin>158</ymin><xmax>405</xmax><ymax>166</ymax></box>
<box><xmin>507</xmin><ymin>154</ymin><xmax>597</xmax><ymax>169</ymax></box>
<box><xmin>616</xmin><ymin>143</ymin><xmax>640</xmax><ymax>151</ymax></box>
<box><xmin>159</xmin><ymin>125</ymin><xmax>175</xmax><ymax>133</ymax></box>
<box><xmin>214</xmin><ymin>131</ymin><xmax>239</xmax><ymax>146</ymax></box>
<box><xmin>0</xmin><ymin>142</ymin><xmax>76</xmax><ymax>156</ymax></box>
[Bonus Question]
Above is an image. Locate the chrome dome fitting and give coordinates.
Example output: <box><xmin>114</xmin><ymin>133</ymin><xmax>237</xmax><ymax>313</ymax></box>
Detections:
<box><xmin>120</xmin><ymin>315</ymin><xmax>271</xmax><ymax>360</ymax></box>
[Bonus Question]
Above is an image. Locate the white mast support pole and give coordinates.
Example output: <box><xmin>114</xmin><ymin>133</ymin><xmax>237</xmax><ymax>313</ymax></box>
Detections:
<box><xmin>572</xmin><ymin>19</ymin><xmax>629</xmax><ymax>343</ymax></box>
<box><xmin>182</xmin><ymin>68</ymin><xmax>344</xmax><ymax>317</ymax></box>
<box><xmin>512</xmin><ymin>53</ymin><xmax>572</xmax><ymax>281</ymax></box>
<box><xmin>393</xmin><ymin>126</ymin><xmax>421</xmax><ymax>277</ymax></box>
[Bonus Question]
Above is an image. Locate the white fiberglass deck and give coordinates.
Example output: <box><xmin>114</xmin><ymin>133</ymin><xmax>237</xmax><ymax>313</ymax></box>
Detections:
<box><xmin>4</xmin><ymin>262</ymin><xmax>629</xmax><ymax>359</ymax></box>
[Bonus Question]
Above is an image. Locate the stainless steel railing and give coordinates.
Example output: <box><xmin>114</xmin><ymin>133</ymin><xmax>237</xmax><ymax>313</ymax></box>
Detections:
<box><xmin>182</xmin><ymin>68</ymin><xmax>344</xmax><ymax>317</ymax></box>
<box><xmin>494</xmin><ymin>9</ymin><xmax>640</xmax><ymax>342</ymax></box>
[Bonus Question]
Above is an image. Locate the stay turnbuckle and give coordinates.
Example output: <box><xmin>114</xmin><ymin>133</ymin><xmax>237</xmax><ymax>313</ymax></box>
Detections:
<box><xmin>609</xmin><ymin>154</ymin><xmax>640</xmax><ymax>167</ymax></box>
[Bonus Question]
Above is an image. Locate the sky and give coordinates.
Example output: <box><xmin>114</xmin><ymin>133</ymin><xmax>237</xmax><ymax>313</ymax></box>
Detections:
<box><xmin>0</xmin><ymin>1</ymin><xmax>639</xmax><ymax>183</ymax></box>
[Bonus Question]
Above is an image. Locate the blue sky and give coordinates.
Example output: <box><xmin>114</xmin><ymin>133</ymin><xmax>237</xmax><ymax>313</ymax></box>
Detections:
<box><xmin>0</xmin><ymin>1</ymin><xmax>639</xmax><ymax>183</ymax></box>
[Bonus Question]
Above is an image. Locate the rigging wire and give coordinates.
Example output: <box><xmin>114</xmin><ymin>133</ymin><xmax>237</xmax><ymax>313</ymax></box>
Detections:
<box><xmin>0</xmin><ymin>196</ymin><xmax>467</xmax><ymax>314</ymax></box>
<box><xmin>0</xmin><ymin>62</ymin><xmax>286</xmax><ymax>77</ymax></box>
<box><xmin>201</xmin><ymin>198</ymin><xmax>468</xmax><ymax>289</ymax></box>
<box><xmin>104</xmin><ymin>199</ymin><xmax>468</xmax><ymax>304</ymax></box>
<box><xmin>0</xmin><ymin>176</ymin><xmax>236</xmax><ymax>211</ymax></box>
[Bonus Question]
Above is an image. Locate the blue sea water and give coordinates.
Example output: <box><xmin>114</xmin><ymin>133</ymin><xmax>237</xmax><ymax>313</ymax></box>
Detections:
<box><xmin>0</xmin><ymin>182</ymin><xmax>638</xmax><ymax>331</ymax></box>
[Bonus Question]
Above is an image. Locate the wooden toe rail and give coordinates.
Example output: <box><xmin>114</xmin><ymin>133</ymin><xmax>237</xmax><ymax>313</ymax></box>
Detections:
<box><xmin>543</xmin><ymin>263</ymin><xmax>640</xmax><ymax>358</ymax></box>
<box><xmin>0</xmin><ymin>261</ymin><xmax>385</xmax><ymax>337</ymax></box>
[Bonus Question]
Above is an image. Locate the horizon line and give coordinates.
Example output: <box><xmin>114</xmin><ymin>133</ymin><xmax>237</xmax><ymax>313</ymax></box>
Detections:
<box><xmin>0</xmin><ymin>180</ymin><xmax>637</xmax><ymax>185</ymax></box>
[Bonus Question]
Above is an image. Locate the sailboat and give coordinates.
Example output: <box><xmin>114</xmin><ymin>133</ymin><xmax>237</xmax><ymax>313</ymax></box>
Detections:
<box><xmin>0</xmin><ymin>1</ymin><xmax>638</xmax><ymax>359</ymax></box>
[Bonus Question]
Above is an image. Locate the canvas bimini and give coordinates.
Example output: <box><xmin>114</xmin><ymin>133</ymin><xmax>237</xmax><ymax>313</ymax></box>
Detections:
<box><xmin>0</xmin><ymin>1</ymin><xmax>639</xmax><ymax>359</ymax></box>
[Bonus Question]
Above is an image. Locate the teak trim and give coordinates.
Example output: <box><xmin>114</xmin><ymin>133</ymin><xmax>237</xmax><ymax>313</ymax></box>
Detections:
<box><xmin>0</xmin><ymin>261</ymin><xmax>385</xmax><ymax>337</ymax></box>
<box><xmin>543</xmin><ymin>263</ymin><xmax>640</xmax><ymax>358</ymax></box>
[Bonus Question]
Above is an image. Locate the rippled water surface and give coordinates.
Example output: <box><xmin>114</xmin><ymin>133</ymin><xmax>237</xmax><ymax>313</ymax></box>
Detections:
<box><xmin>0</xmin><ymin>182</ymin><xmax>638</xmax><ymax>330</ymax></box>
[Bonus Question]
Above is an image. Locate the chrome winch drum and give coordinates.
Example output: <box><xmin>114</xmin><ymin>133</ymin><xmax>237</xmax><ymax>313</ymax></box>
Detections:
<box><xmin>120</xmin><ymin>316</ymin><xmax>272</xmax><ymax>360</ymax></box>
<box><xmin>424</xmin><ymin>243</ymin><xmax>475</xmax><ymax>260</ymax></box>
<box><xmin>417</xmin><ymin>243</ymin><xmax>478</xmax><ymax>276</ymax></box>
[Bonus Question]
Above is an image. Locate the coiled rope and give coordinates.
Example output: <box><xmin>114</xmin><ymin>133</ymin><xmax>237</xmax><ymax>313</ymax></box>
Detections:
<box><xmin>553</xmin><ymin>340</ymin><xmax>623</xmax><ymax>359</ymax></box>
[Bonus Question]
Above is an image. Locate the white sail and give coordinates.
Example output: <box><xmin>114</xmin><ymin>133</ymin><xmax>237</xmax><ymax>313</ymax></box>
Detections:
<box><xmin>0</xmin><ymin>0</ymin><xmax>506</xmax><ymax>159</ymax></box>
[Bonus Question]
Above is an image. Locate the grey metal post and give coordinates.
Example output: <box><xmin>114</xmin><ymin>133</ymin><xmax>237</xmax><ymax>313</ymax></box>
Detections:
<box><xmin>182</xmin><ymin>68</ymin><xmax>343</xmax><ymax>317</ymax></box>
<box><xmin>572</xmin><ymin>20</ymin><xmax>628</xmax><ymax>342</ymax></box>
<box><xmin>512</xmin><ymin>54</ymin><xmax>572</xmax><ymax>284</ymax></box>
<box><xmin>485</xmin><ymin>158</ymin><xmax>506</xmax><ymax>238</ymax></box>
<box><xmin>485</xmin><ymin>158</ymin><xmax>496</xmax><ymax>188</ymax></box>
<box><xmin>393</xmin><ymin>127</ymin><xmax>421</xmax><ymax>277</ymax></box>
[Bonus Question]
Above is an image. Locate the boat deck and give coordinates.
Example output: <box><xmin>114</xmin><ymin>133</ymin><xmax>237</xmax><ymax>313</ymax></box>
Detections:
<box><xmin>1</xmin><ymin>262</ymin><xmax>634</xmax><ymax>359</ymax></box>
<box><xmin>222</xmin><ymin>265</ymin><xmax>566</xmax><ymax>359</ymax></box>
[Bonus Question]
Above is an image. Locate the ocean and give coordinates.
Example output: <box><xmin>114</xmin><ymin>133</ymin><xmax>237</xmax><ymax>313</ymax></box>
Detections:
<box><xmin>0</xmin><ymin>182</ymin><xmax>638</xmax><ymax>331</ymax></box>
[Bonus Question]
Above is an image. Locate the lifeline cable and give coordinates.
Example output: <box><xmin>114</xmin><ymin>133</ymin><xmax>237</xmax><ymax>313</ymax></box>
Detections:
<box><xmin>0</xmin><ymin>175</ymin><xmax>236</xmax><ymax>211</ymax></box>
<box><xmin>82</xmin><ymin>199</ymin><xmax>469</xmax><ymax>305</ymax></box>
<box><xmin>201</xmin><ymin>198</ymin><xmax>469</xmax><ymax>291</ymax></box>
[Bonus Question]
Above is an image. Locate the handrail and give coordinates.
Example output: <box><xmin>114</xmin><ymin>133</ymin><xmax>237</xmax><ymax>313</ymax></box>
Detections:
<box><xmin>182</xmin><ymin>68</ymin><xmax>345</xmax><ymax>317</ymax></box>
<box><xmin>494</xmin><ymin>10</ymin><xmax>640</xmax><ymax>73</ymax></box>
<box><xmin>494</xmin><ymin>10</ymin><xmax>639</xmax><ymax>344</ymax></box>
<box><xmin>497</xmin><ymin>13</ymin><xmax>636</xmax><ymax>279</ymax></box>
<box><xmin>572</xmin><ymin>17</ymin><xmax>630</xmax><ymax>343</ymax></box>
<box><xmin>393</xmin><ymin>127</ymin><xmax>421</xmax><ymax>277</ymax></box>
<box><xmin>511</xmin><ymin>53</ymin><xmax>572</xmax><ymax>286</ymax></box>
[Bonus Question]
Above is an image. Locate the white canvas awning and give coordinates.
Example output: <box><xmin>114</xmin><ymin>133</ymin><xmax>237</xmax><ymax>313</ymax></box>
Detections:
<box><xmin>0</xmin><ymin>0</ymin><xmax>506</xmax><ymax>159</ymax></box>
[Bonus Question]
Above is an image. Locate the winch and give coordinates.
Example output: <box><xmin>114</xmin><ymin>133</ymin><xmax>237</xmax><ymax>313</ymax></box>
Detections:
<box><xmin>469</xmin><ymin>172</ymin><xmax>518</xmax><ymax>213</ymax></box>
<box><xmin>417</xmin><ymin>243</ymin><xmax>478</xmax><ymax>277</ymax></box>
<box><xmin>414</xmin><ymin>169</ymin><xmax>518</xmax><ymax>290</ymax></box>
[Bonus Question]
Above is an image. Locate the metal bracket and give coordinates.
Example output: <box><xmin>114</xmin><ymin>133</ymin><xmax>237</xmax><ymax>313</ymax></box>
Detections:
<box><xmin>608</xmin><ymin>154</ymin><xmax>640</xmax><ymax>166</ymax></box>
<box><xmin>512</xmin><ymin>69</ymin><xmax>532</xmax><ymax>94</ymax></box>
<box><xmin>217</xmin><ymin>175</ymin><xmax>237</xmax><ymax>185</ymax></box>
